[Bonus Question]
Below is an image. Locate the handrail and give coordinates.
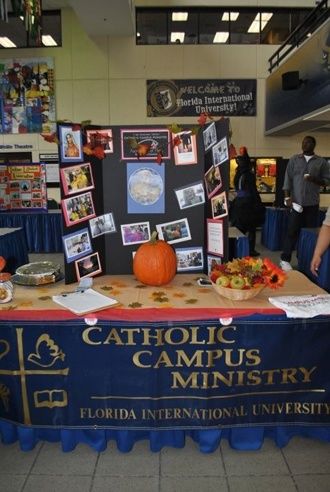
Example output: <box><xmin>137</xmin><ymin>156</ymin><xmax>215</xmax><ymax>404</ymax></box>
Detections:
<box><xmin>268</xmin><ymin>0</ymin><xmax>329</xmax><ymax>72</ymax></box>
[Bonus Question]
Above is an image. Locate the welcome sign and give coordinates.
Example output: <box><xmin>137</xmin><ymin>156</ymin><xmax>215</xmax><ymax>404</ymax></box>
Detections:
<box><xmin>0</xmin><ymin>316</ymin><xmax>329</xmax><ymax>429</ymax></box>
<box><xmin>147</xmin><ymin>79</ymin><xmax>257</xmax><ymax>117</ymax></box>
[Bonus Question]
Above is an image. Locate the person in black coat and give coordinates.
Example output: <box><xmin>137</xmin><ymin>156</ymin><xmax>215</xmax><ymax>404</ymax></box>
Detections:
<box><xmin>230</xmin><ymin>147</ymin><xmax>265</xmax><ymax>256</ymax></box>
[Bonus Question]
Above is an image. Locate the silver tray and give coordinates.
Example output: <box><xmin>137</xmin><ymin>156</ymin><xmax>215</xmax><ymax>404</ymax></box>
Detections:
<box><xmin>16</xmin><ymin>261</ymin><xmax>61</xmax><ymax>278</ymax></box>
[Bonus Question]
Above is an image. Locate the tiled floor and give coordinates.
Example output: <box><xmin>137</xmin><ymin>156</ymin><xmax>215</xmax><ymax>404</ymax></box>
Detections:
<box><xmin>1</xmin><ymin>232</ymin><xmax>329</xmax><ymax>492</ymax></box>
<box><xmin>0</xmin><ymin>437</ymin><xmax>330</xmax><ymax>492</ymax></box>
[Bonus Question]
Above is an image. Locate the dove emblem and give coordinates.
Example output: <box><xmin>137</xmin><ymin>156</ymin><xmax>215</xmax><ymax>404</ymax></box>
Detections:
<box><xmin>28</xmin><ymin>334</ymin><xmax>65</xmax><ymax>368</ymax></box>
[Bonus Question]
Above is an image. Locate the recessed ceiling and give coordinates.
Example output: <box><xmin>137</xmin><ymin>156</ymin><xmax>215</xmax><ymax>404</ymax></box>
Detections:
<box><xmin>43</xmin><ymin>0</ymin><xmax>135</xmax><ymax>37</ymax></box>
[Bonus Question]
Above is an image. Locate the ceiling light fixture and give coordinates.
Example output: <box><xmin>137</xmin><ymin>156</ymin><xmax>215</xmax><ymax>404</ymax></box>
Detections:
<box><xmin>0</xmin><ymin>37</ymin><xmax>17</xmax><ymax>48</ymax></box>
<box><xmin>171</xmin><ymin>32</ymin><xmax>185</xmax><ymax>43</ymax></box>
<box><xmin>172</xmin><ymin>12</ymin><xmax>188</xmax><ymax>21</ymax></box>
<box><xmin>213</xmin><ymin>32</ymin><xmax>229</xmax><ymax>43</ymax></box>
<box><xmin>42</xmin><ymin>35</ymin><xmax>57</xmax><ymax>46</ymax></box>
<box><xmin>248</xmin><ymin>12</ymin><xmax>273</xmax><ymax>33</ymax></box>
<box><xmin>222</xmin><ymin>12</ymin><xmax>239</xmax><ymax>21</ymax></box>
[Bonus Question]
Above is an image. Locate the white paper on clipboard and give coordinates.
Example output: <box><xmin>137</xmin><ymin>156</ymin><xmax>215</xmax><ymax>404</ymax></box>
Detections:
<box><xmin>52</xmin><ymin>288</ymin><xmax>119</xmax><ymax>315</ymax></box>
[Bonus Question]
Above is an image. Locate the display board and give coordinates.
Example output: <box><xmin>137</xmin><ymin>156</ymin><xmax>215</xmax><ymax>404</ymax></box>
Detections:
<box><xmin>0</xmin><ymin>162</ymin><xmax>47</xmax><ymax>211</ymax></box>
<box><xmin>58</xmin><ymin>120</ymin><xmax>230</xmax><ymax>284</ymax></box>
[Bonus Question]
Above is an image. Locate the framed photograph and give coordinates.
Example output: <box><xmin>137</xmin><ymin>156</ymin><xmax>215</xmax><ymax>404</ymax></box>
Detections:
<box><xmin>156</xmin><ymin>218</ymin><xmax>191</xmax><ymax>245</ymax></box>
<box><xmin>62</xmin><ymin>191</ymin><xmax>96</xmax><ymax>227</ymax></box>
<box><xmin>175</xmin><ymin>181</ymin><xmax>205</xmax><ymax>210</ymax></box>
<box><xmin>127</xmin><ymin>163</ymin><xmax>164</xmax><ymax>214</ymax></box>
<box><xmin>60</xmin><ymin>162</ymin><xmax>94</xmax><ymax>196</ymax></box>
<box><xmin>121</xmin><ymin>221</ymin><xmax>151</xmax><ymax>246</ymax></box>
<box><xmin>172</xmin><ymin>130</ymin><xmax>198</xmax><ymax>165</ymax></box>
<box><xmin>59</xmin><ymin>125</ymin><xmax>83</xmax><ymax>163</ymax></box>
<box><xmin>211</xmin><ymin>191</ymin><xmax>228</xmax><ymax>219</ymax></box>
<box><xmin>20</xmin><ymin>180</ymin><xmax>31</xmax><ymax>192</ymax></box>
<box><xmin>176</xmin><ymin>247</ymin><xmax>204</xmax><ymax>272</ymax></box>
<box><xmin>62</xmin><ymin>228</ymin><xmax>93</xmax><ymax>263</ymax></box>
<box><xmin>202</xmin><ymin>122</ymin><xmax>217</xmax><ymax>152</ymax></box>
<box><xmin>31</xmin><ymin>200</ymin><xmax>43</xmax><ymax>208</ymax></box>
<box><xmin>75</xmin><ymin>252</ymin><xmax>102</xmax><ymax>281</ymax></box>
<box><xmin>204</xmin><ymin>166</ymin><xmax>222</xmax><ymax>198</ymax></box>
<box><xmin>212</xmin><ymin>137</ymin><xmax>229</xmax><ymax>167</ymax></box>
<box><xmin>86</xmin><ymin>128</ymin><xmax>113</xmax><ymax>154</ymax></box>
<box><xmin>121</xmin><ymin>128</ymin><xmax>170</xmax><ymax>160</ymax></box>
<box><xmin>207</xmin><ymin>218</ymin><xmax>224</xmax><ymax>257</ymax></box>
<box><xmin>207</xmin><ymin>255</ymin><xmax>222</xmax><ymax>275</ymax></box>
<box><xmin>89</xmin><ymin>212</ymin><xmax>116</xmax><ymax>238</ymax></box>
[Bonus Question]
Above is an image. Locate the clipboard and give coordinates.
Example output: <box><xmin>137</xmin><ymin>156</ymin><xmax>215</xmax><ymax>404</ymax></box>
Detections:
<box><xmin>52</xmin><ymin>288</ymin><xmax>119</xmax><ymax>315</ymax></box>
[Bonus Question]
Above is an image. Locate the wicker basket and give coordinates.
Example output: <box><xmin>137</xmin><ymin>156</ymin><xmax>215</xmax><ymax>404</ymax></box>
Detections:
<box><xmin>211</xmin><ymin>282</ymin><xmax>265</xmax><ymax>301</ymax></box>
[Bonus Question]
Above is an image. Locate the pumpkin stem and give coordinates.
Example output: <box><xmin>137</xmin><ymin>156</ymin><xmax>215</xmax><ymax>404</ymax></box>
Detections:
<box><xmin>150</xmin><ymin>231</ymin><xmax>158</xmax><ymax>243</ymax></box>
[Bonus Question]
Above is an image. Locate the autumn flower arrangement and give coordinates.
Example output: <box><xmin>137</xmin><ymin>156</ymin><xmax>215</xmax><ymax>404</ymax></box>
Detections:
<box><xmin>210</xmin><ymin>257</ymin><xmax>286</xmax><ymax>300</ymax></box>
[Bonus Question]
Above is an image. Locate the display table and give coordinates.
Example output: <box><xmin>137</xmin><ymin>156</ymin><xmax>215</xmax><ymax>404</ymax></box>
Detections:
<box><xmin>228</xmin><ymin>226</ymin><xmax>249</xmax><ymax>258</ymax></box>
<box><xmin>261</xmin><ymin>207</ymin><xmax>289</xmax><ymax>251</ymax></box>
<box><xmin>0</xmin><ymin>228</ymin><xmax>29</xmax><ymax>273</ymax></box>
<box><xmin>0</xmin><ymin>211</ymin><xmax>63</xmax><ymax>253</ymax></box>
<box><xmin>0</xmin><ymin>272</ymin><xmax>329</xmax><ymax>453</ymax></box>
<box><xmin>297</xmin><ymin>228</ymin><xmax>330</xmax><ymax>292</ymax></box>
<box><xmin>261</xmin><ymin>207</ymin><xmax>326</xmax><ymax>251</ymax></box>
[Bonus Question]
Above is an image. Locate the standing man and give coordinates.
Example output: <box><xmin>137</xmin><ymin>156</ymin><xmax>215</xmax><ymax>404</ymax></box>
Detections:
<box><xmin>280</xmin><ymin>136</ymin><xmax>330</xmax><ymax>271</ymax></box>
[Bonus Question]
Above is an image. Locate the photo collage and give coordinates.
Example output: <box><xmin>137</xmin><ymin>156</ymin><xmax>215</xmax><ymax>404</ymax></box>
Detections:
<box><xmin>0</xmin><ymin>163</ymin><xmax>47</xmax><ymax>211</ymax></box>
<box><xmin>202</xmin><ymin>121</ymin><xmax>230</xmax><ymax>271</ymax></box>
<box><xmin>59</xmin><ymin>121</ymin><xmax>230</xmax><ymax>282</ymax></box>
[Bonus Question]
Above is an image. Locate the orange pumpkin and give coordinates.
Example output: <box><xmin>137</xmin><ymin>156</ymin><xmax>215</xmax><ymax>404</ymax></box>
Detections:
<box><xmin>0</xmin><ymin>256</ymin><xmax>6</xmax><ymax>272</ymax></box>
<box><xmin>133</xmin><ymin>231</ymin><xmax>177</xmax><ymax>286</ymax></box>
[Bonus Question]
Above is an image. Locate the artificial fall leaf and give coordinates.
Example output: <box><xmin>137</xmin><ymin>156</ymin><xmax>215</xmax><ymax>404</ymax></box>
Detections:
<box><xmin>173</xmin><ymin>292</ymin><xmax>186</xmax><ymax>298</ymax></box>
<box><xmin>153</xmin><ymin>296</ymin><xmax>169</xmax><ymax>303</ymax></box>
<box><xmin>129</xmin><ymin>302</ymin><xmax>143</xmax><ymax>308</ymax></box>
<box><xmin>190</xmin><ymin>126</ymin><xmax>200</xmax><ymax>135</ymax></box>
<box><xmin>112</xmin><ymin>281</ymin><xmax>128</xmax><ymax>287</ymax></box>
<box><xmin>83</xmin><ymin>144</ymin><xmax>93</xmax><ymax>155</ymax></box>
<box><xmin>167</xmin><ymin>123</ymin><xmax>183</xmax><ymax>134</ymax></box>
<box><xmin>197</xmin><ymin>112</ymin><xmax>208</xmax><ymax>126</ymax></box>
<box><xmin>152</xmin><ymin>291</ymin><xmax>166</xmax><ymax>297</ymax></box>
<box><xmin>185</xmin><ymin>299</ymin><xmax>198</xmax><ymax>304</ymax></box>
<box><xmin>38</xmin><ymin>296</ymin><xmax>51</xmax><ymax>301</ymax></box>
<box><xmin>93</xmin><ymin>146</ymin><xmax>105</xmax><ymax>159</ymax></box>
<box><xmin>100</xmin><ymin>285</ymin><xmax>113</xmax><ymax>291</ymax></box>
<box><xmin>41</xmin><ymin>132</ymin><xmax>59</xmax><ymax>144</ymax></box>
<box><xmin>1</xmin><ymin>305</ymin><xmax>17</xmax><ymax>310</ymax></box>
<box><xmin>135</xmin><ymin>284</ymin><xmax>147</xmax><ymax>289</ymax></box>
<box><xmin>80</xmin><ymin>120</ymin><xmax>92</xmax><ymax>128</ymax></box>
<box><xmin>156</xmin><ymin>150</ymin><xmax>163</xmax><ymax>165</ymax></box>
<box><xmin>172</xmin><ymin>135</ymin><xmax>181</xmax><ymax>148</ymax></box>
<box><xmin>20</xmin><ymin>301</ymin><xmax>33</xmax><ymax>307</ymax></box>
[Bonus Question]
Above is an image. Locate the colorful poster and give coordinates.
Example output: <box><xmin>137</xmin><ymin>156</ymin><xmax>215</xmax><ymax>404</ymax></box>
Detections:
<box><xmin>6</xmin><ymin>163</ymin><xmax>47</xmax><ymax>211</ymax></box>
<box><xmin>0</xmin><ymin>58</ymin><xmax>55</xmax><ymax>134</ymax></box>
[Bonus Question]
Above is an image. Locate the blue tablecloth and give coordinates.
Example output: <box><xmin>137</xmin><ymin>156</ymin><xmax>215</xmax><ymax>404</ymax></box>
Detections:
<box><xmin>261</xmin><ymin>207</ymin><xmax>326</xmax><ymax>251</ymax></box>
<box><xmin>1</xmin><ymin>420</ymin><xmax>329</xmax><ymax>453</ymax></box>
<box><xmin>1</xmin><ymin>311</ymin><xmax>330</xmax><ymax>452</ymax></box>
<box><xmin>0</xmin><ymin>228</ymin><xmax>29</xmax><ymax>273</ymax></box>
<box><xmin>0</xmin><ymin>212</ymin><xmax>63</xmax><ymax>253</ymax></box>
<box><xmin>229</xmin><ymin>227</ymin><xmax>249</xmax><ymax>259</ymax></box>
<box><xmin>297</xmin><ymin>228</ymin><xmax>330</xmax><ymax>292</ymax></box>
<box><xmin>261</xmin><ymin>207</ymin><xmax>290</xmax><ymax>251</ymax></box>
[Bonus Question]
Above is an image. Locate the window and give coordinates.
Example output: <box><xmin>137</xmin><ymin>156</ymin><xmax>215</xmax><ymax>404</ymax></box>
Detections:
<box><xmin>0</xmin><ymin>11</ymin><xmax>62</xmax><ymax>49</ymax></box>
<box><xmin>136</xmin><ymin>8</ymin><xmax>312</xmax><ymax>46</ymax></box>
